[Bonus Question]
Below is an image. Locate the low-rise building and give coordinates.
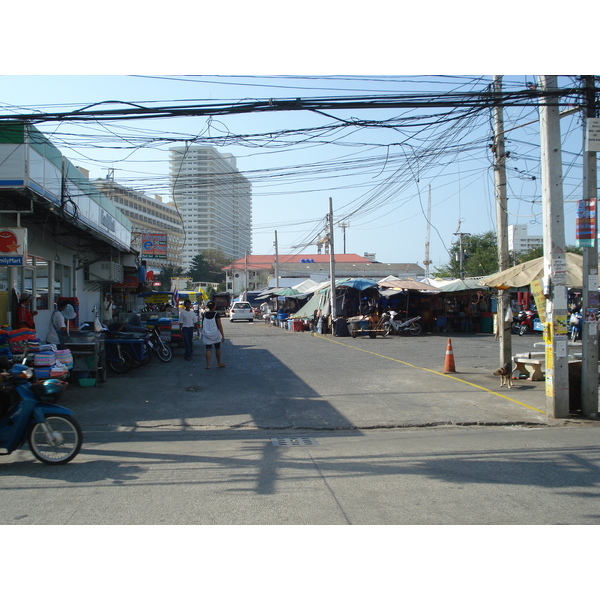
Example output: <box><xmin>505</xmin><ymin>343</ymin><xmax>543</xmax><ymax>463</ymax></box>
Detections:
<box><xmin>223</xmin><ymin>253</ymin><xmax>425</xmax><ymax>296</ymax></box>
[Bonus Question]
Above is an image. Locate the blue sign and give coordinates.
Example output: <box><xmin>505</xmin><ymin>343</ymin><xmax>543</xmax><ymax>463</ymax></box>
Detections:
<box><xmin>0</xmin><ymin>256</ymin><xmax>23</xmax><ymax>265</ymax></box>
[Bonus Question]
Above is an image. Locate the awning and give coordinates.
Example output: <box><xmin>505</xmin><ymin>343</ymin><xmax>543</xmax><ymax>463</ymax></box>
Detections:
<box><xmin>480</xmin><ymin>253</ymin><xmax>584</xmax><ymax>289</ymax></box>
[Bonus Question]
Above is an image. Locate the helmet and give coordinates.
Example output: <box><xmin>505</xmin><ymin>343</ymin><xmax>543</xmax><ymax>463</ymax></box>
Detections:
<box><xmin>31</xmin><ymin>379</ymin><xmax>68</xmax><ymax>402</ymax></box>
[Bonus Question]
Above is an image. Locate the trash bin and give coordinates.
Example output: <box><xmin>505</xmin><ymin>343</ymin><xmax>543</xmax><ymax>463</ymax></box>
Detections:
<box><xmin>334</xmin><ymin>318</ymin><xmax>350</xmax><ymax>337</ymax></box>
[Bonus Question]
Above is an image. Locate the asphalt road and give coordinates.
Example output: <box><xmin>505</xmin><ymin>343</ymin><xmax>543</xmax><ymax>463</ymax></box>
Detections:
<box><xmin>1</xmin><ymin>323</ymin><xmax>599</xmax><ymax>525</ymax></box>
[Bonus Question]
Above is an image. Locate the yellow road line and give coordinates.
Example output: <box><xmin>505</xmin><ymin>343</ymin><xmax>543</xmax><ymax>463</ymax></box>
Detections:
<box><xmin>315</xmin><ymin>334</ymin><xmax>546</xmax><ymax>415</ymax></box>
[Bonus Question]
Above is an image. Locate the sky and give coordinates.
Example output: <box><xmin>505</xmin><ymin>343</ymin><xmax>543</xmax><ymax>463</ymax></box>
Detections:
<box><xmin>1</xmin><ymin>6</ymin><xmax>596</xmax><ymax>274</ymax></box>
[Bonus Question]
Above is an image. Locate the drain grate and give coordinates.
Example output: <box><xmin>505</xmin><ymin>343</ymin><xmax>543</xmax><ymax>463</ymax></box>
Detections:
<box><xmin>271</xmin><ymin>437</ymin><xmax>319</xmax><ymax>447</ymax></box>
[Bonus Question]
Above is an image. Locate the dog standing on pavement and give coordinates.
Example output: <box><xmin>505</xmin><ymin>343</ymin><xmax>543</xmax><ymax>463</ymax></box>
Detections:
<box><xmin>493</xmin><ymin>362</ymin><xmax>513</xmax><ymax>388</ymax></box>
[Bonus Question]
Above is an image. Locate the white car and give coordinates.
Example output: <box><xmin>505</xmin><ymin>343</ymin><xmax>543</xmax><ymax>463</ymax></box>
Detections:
<box><xmin>229</xmin><ymin>301</ymin><xmax>254</xmax><ymax>322</ymax></box>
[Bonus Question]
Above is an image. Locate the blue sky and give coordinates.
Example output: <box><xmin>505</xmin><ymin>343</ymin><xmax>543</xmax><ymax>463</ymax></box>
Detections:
<box><xmin>1</xmin><ymin>8</ymin><xmax>595</xmax><ymax>271</ymax></box>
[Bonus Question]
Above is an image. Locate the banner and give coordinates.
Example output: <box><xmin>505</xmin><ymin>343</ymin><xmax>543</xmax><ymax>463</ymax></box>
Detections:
<box><xmin>0</xmin><ymin>227</ymin><xmax>27</xmax><ymax>266</ymax></box>
<box><xmin>575</xmin><ymin>199</ymin><xmax>596</xmax><ymax>248</ymax></box>
<box><xmin>141</xmin><ymin>233</ymin><xmax>168</xmax><ymax>259</ymax></box>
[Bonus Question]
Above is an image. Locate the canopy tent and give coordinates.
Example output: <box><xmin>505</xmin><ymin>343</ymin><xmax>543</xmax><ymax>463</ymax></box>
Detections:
<box><xmin>436</xmin><ymin>278</ymin><xmax>490</xmax><ymax>293</ymax></box>
<box><xmin>336</xmin><ymin>277</ymin><xmax>380</xmax><ymax>290</ymax></box>
<box><xmin>378</xmin><ymin>279</ymin><xmax>440</xmax><ymax>293</ymax></box>
<box><xmin>480</xmin><ymin>253</ymin><xmax>585</xmax><ymax>289</ymax></box>
<box><xmin>291</xmin><ymin>278</ymin><xmax>321</xmax><ymax>294</ymax></box>
<box><xmin>290</xmin><ymin>290</ymin><xmax>329</xmax><ymax>319</ymax></box>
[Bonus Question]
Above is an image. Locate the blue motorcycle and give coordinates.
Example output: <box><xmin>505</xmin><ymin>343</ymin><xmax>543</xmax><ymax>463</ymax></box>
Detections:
<box><xmin>0</xmin><ymin>356</ymin><xmax>82</xmax><ymax>465</ymax></box>
<box><xmin>569</xmin><ymin>310</ymin><xmax>582</xmax><ymax>342</ymax></box>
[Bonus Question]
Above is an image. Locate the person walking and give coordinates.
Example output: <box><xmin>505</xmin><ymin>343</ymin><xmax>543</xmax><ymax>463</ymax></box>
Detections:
<box><xmin>201</xmin><ymin>301</ymin><xmax>226</xmax><ymax>369</ymax></box>
<box><xmin>180</xmin><ymin>298</ymin><xmax>198</xmax><ymax>361</ymax></box>
<box><xmin>260</xmin><ymin>300</ymin><xmax>271</xmax><ymax>325</ymax></box>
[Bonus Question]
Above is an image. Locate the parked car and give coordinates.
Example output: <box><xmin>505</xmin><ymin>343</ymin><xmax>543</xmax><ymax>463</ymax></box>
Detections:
<box><xmin>229</xmin><ymin>301</ymin><xmax>254</xmax><ymax>322</ymax></box>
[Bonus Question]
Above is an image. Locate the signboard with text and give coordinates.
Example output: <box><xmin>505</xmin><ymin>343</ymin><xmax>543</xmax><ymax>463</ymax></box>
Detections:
<box><xmin>141</xmin><ymin>233</ymin><xmax>168</xmax><ymax>259</ymax></box>
<box><xmin>0</xmin><ymin>227</ymin><xmax>27</xmax><ymax>266</ymax></box>
<box><xmin>575</xmin><ymin>198</ymin><xmax>597</xmax><ymax>247</ymax></box>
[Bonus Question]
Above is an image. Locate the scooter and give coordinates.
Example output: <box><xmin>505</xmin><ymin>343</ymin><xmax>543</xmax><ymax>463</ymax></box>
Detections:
<box><xmin>0</xmin><ymin>355</ymin><xmax>83</xmax><ymax>464</ymax></box>
<box><xmin>381</xmin><ymin>312</ymin><xmax>422</xmax><ymax>336</ymax></box>
<box><xmin>146</xmin><ymin>324</ymin><xmax>173</xmax><ymax>362</ymax></box>
<box><xmin>569</xmin><ymin>310</ymin><xmax>582</xmax><ymax>342</ymax></box>
<box><xmin>512</xmin><ymin>309</ymin><xmax>538</xmax><ymax>335</ymax></box>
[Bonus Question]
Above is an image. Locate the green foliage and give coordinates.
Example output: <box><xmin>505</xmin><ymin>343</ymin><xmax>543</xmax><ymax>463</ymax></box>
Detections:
<box><xmin>436</xmin><ymin>231</ymin><xmax>499</xmax><ymax>278</ymax></box>
<box><xmin>186</xmin><ymin>249</ymin><xmax>233</xmax><ymax>283</ymax></box>
<box><xmin>515</xmin><ymin>244</ymin><xmax>582</xmax><ymax>264</ymax></box>
<box><xmin>155</xmin><ymin>264</ymin><xmax>184</xmax><ymax>289</ymax></box>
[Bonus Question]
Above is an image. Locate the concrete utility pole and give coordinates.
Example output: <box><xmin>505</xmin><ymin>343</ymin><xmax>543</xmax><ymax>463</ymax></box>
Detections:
<box><xmin>581</xmin><ymin>75</ymin><xmax>599</xmax><ymax>418</ymax></box>
<box><xmin>493</xmin><ymin>76</ymin><xmax>512</xmax><ymax>366</ymax></box>
<box><xmin>453</xmin><ymin>229</ymin><xmax>470</xmax><ymax>280</ymax></box>
<box><xmin>274</xmin><ymin>230</ymin><xmax>279</xmax><ymax>287</ymax></box>
<box><xmin>328</xmin><ymin>197</ymin><xmax>336</xmax><ymax>321</ymax></box>
<box><xmin>538</xmin><ymin>75</ymin><xmax>569</xmax><ymax>418</ymax></box>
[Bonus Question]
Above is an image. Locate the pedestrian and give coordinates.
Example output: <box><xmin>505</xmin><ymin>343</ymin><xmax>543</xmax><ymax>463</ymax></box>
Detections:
<box><xmin>104</xmin><ymin>293</ymin><xmax>115</xmax><ymax>325</ymax></box>
<box><xmin>46</xmin><ymin>301</ymin><xmax>77</xmax><ymax>349</ymax></box>
<box><xmin>16</xmin><ymin>292</ymin><xmax>38</xmax><ymax>330</ymax></box>
<box><xmin>201</xmin><ymin>300</ymin><xmax>226</xmax><ymax>369</ymax></box>
<box><xmin>180</xmin><ymin>298</ymin><xmax>198</xmax><ymax>361</ymax></box>
<box><xmin>260</xmin><ymin>300</ymin><xmax>271</xmax><ymax>325</ymax></box>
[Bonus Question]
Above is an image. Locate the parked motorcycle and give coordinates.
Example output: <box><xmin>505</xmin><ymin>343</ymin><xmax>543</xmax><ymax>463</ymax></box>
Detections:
<box><xmin>0</xmin><ymin>355</ymin><xmax>82</xmax><ymax>464</ymax></box>
<box><xmin>381</xmin><ymin>312</ymin><xmax>422</xmax><ymax>336</ymax></box>
<box><xmin>146</xmin><ymin>324</ymin><xmax>173</xmax><ymax>362</ymax></box>
<box><xmin>569</xmin><ymin>309</ymin><xmax>582</xmax><ymax>342</ymax></box>
<box><xmin>512</xmin><ymin>309</ymin><xmax>538</xmax><ymax>335</ymax></box>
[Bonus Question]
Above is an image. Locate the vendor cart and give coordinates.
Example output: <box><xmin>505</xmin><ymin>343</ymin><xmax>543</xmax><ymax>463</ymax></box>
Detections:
<box><xmin>62</xmin><ymin>330</ymin><xmax>106</xmax><ymax>384</ymax></box>
<box><xmin>104</xmin><ymin>331</ymin><xmax>149</xmax><ymax>373</ymax></box>
<box><xmin>346</xmin><ymin>316</ymin><xmax>390</xmax><ymax>339</ymax></box>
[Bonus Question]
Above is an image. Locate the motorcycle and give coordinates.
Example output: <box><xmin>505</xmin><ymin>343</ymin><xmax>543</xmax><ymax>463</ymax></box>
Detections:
<box><xmin>146</xmin><ymin>324</ymin><xmax>173</xmax><ymax>362</ymax></box>
<box><xmin>0</xmin><ymin>355</ymin><xmax>82</xmax><ymax>464</ymax></box>
<box><xmin>511</xmin><ymin>309</ymin><xmax>538</xmax><ymax>335</ymax></box>
<box><xmin>381</xmin><ymin>312</ymin><xmax>422</xmax><ymax>336</ymax></box>
<box><xmin>569</xmin><ymin>310</ymin><xmax>582</xmax><ymax>342</ymax></box>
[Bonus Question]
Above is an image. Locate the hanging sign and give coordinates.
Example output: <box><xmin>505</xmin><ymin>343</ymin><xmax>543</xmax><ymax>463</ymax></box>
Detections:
<box><xmin>585</xmin><ymin>118</ymin><xmax>600</xmax><ymax>152</ymax></box>
<box><xmin>0</xmin><ymin>227</ymin><xmax>27</xmax><ymax>265</ymax></box>
<box><xmin>575</xmin><ymin>199</ymin><xmax>597</xmax><ymax>247</ymax></box>
<box><xmin>141</xmin><ymin>233</ymin><xmax>168</xmax><ymax>259</ymax></box>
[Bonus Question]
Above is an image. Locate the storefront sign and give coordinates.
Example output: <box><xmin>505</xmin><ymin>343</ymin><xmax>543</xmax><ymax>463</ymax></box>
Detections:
<box><xmin>0</xmin><ymin>227</ymin><xmax>27</xmax><ymax>265</ymax></box>
<box><xmin>575</xmin><ymin>198</ymin><xmax>596</xmax><ymax>247</ymax></box>
<box><xmin>141</xmin><ymin>233</ymin><xmax>168</xmax><ymax>259</ymax></box>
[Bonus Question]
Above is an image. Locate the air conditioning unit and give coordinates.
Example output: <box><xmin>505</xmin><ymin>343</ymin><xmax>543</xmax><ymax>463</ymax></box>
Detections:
<box><xmin>87</xmin><ymin>261</ymin><xmax>124</xmax><ymax>283</ymax></box>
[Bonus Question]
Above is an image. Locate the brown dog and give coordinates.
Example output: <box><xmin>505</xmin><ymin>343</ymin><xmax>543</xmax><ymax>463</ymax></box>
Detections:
<box><xmin>493</xmin><ymin>362</ymin><xmax>513</xmax><ymax>388</ymax></box>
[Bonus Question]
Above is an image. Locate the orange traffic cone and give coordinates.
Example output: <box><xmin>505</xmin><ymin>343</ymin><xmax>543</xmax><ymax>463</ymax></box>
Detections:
<box><xmin>444</xmin><ymin>338</ymin><xmax>456</xmax><ymax>373</ymax></box>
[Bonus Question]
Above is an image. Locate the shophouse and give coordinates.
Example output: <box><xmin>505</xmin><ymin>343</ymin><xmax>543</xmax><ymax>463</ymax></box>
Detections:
<box><xmin>0</xmin><ymin>122</ymin><xmax>139</xmax><ymax>338</ymax></box>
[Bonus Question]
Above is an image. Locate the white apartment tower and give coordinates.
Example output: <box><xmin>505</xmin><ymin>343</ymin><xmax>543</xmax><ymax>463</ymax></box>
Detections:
<box><xmin>169</xmin><ymin>145</ymin><xmax>252</xmax><ymax>270</ymax></box>
<box><xmin>508</xmin><ymin>224</ymin><xmax>544</xmax><ymax>254</ymax></box>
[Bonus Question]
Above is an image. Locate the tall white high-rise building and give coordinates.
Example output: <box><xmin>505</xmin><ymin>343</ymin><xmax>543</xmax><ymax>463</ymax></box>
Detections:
<box><xmin>169</xmin><ymin>145</ymin><xmax>252</xmax><ymax>270</ymax></box>
<box><xmin>508</xmin><ymin>224</ymin><xmax>544</xmax><ymax>254</ymax></box>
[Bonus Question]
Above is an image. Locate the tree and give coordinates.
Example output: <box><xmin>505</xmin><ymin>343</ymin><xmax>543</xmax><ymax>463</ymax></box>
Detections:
<box><xmin>186</xmin><ymin>249</ymin><xmax>233</xmax><ymax>283</ymax></box>
<box><xmin>154</xmin><ymin>263</ymin><xmax>184</xmax><ymax>289</ymax></box>
<box><xmin>433</xmin><ymin>231</ymin><xmax>499</xmax><ymax>278</ymax></box>
<box><xmin>515</xmin><ymin>245</ymin><xmax>582</xmax><ymax>264</ymax></box>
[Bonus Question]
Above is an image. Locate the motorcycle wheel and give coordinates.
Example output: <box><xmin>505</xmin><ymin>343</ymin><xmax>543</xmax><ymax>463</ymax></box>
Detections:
<box><xmin>156</xmin><ymin>343</ymin><xmax>173</xmax><ymax>362</ymax></box>
<box><xmin>28</xmin><ymin>414</ymin><xmax>83</xmax><ymax>465</ymax></box>
<box><xmin>408</xmin><ymin>323</ymin><xmax>422</xmax><ymax>336</ymax></box>
<box><xmin>108</xmin><ymin>349</ymin><xmax>133</xmax><ymax>374</ymax></box>
<box><xmin>511</xmin><ymin>323</ymin><xmax>521</xmax><ymax>335</ymax></box>
<box><xmin>519</xmin><ymin>324</ymin><xmax>528</xmax><ymax>336</ymax></box>
<box><xmin>571</xmin><ymin>328</ymin><xmax>579</xmax><ymax>342</ymax></box>
<box><xmin>382</xmin><ymin>323</ymin><xmax>391</xmax><ymax>337</ymax></box>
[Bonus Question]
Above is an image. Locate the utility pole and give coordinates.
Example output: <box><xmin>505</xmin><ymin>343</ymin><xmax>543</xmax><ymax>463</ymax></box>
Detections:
<box><xmin>339</xmin><ymin>222</ymin><xmax>349</xmax><ymax>254</ymax></box>
<box><xmin>493</xmin><ymin>76</ymin><xmax>512</xmax><ymax>366</ymax></box>
<box><xmin>274</xmin><ymin>231</ymin><xmax>279</xmax><ymax>288</ymax></box>
<box><xmin>453</xmin><ymin>228</ymin><xmax>470</xmax><ymax>280</ymax></box>
<box><xmin>538</xmin><ymin>75</ymin><xmax>569</xmax><ymax>418</ymax></box>
<box><xmin>424</xmin><ymin>185</ymin><xmax>432</xmax><ymax>279</ymax></box>
<box><xmin>581</xmin><ymin>75</ymin><xmax>599</xmax><ymax>418</ymax></box>
<box><xmin>329</xmin><ymin>197</ymin><xmax>336</xmax><ymax>321</ymax></box>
